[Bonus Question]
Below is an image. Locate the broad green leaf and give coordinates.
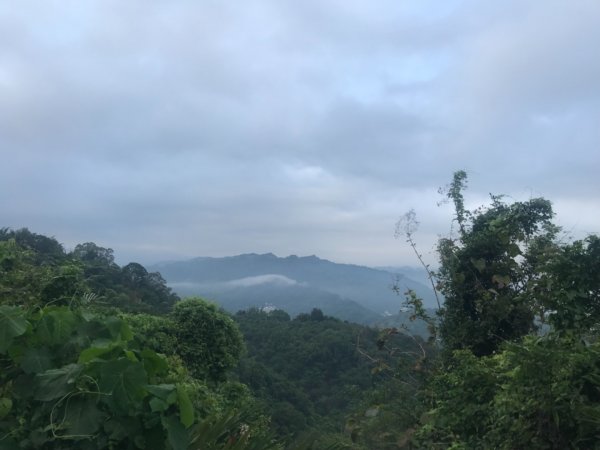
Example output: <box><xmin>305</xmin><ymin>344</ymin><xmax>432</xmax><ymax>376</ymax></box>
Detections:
<box><xmin>120</xmin><ymin>321</ymin><xmax>133</xmax><ymax>341</ymax></box>
<box><xmin>63</xmin><ymin>396</ymin><xmax>106</xmax><ymax>436</ymax></box>
<box><xmin>0</xmin><ymin>305</ymin><xmax>28</xmax><ymax>353</ymax></box>
<box><xmin>49</xmin><ymin>309</ymin><xmax>78</xmax><ymax>342</ymax></box>
<box><xmin>141</xmin><ymin>348</ymin><xmax>169</xmax><ymax>377</ymax></box>
<box><xmin>21</xmin><ymin>347</ymin><xmax>53</xmax><ymax>374</ymax></box>
<box><xmin>146</xmin><ymin>384</ymin><xmax>176</xmax><ymax>401</ymax></box>
<box><xmin>6</xmin><ymin>342</ymin><xmax>26</xmax><ymax>361</ymax></box>
<box><xmin>104</xmin><ymin>316</ymin><xmax>132</xmax><ymax>341</ymax></box>
<box><xmin>97</xmin><ymin>358</ymin><xmax>148</xmax><ymax>414</ymax></box>
<box><xmin>35</xmin><ymin>363</ymin><xmax>83</xmax><ymax>401</ymax></box>
<box><xmin>78</xmin><ymin>343</ymin><xmax>119</xmax><ymax>363</ymax></box>
<box><xmin>149</xmin><ymin>397</ymin><xmax>169</xmax><ymax>412</ymax></box>
<box><xmin>124</xmin><ymin>349</ymin><xmax>138</xmax><ymax>361</ymax></box>
<box><xmin>163</xmin><ymin>415</ymin><xmax>189</xmax><ymax>450</ymax></box>
<box><xmin>36</xmin><ymin>308</ymin><xmax>77</xmax><ymax>345</ymax></box>
<box><xmin>177</xmin><ymin>385</ymin><xmax>194</xmax><ymax>428</ymax></box>
<box><xmin>74</xmin><ymin>320</ymin><xmax>109</xmax><ymax>347</ymax></box>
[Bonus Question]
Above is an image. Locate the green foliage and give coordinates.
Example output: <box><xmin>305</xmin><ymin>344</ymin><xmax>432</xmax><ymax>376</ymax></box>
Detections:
<box><xmin>70</xmin><ymin>244</ymin><xmax>179</xmax><ymax>314</ymax></box>
<box><xmin>0</xmin><ymin>303</ymin><xmax>272</xmax><ymax>449</ymax></box>
<box><xmin>190</xmin><ymin>410</ymin><xmax>281</xmax><ymax>450</ymax></box>
<box><xmin>0</xmin><ymin>237</ymin><xmax>84</xmax><ymax>308</ymax></box>
<box><xmin>491</xmin><ymin>335</ymin><xmax>600</xmax><ymax>449</ymax></box>
<box><xmin>403</xmin><ymin>171</ymin><xmax>600</xmax><ymax>449</ymax></box>
<box><xmin>70</xmin><ymin>242</ymin><xmax>117</xmax><ymax>267</ymax></box>
<box><xmin>233</xmin><ymin>308</ymin><xmax>428</xmax><ymax>445</ymax></box>
<box><xmin>0</xmin><ymin>228</ymin><xmax>66</xmax><ymax>265</ymax></box>
<box><xmin>0</xmin><ymin>304</ymin><xmax>194</xmax><ymax>449</ymax></box>
<box><xmin>442</xmin><ymin>170</ymin><xmax>469</xmax><ymax>236</ymax></box>
<box><xmin>0</xmin><ymin>228</ymin><xmax>179</xmax><ymax>314</ymax></box>
<box><xmin>437</xmin><ymin>173</ymin><xmax>557</xmax><ymax>356</ymax></box>
<box><xmin>0</xmin><ymin>230</ymin><xmax>278</xmax><ymax>449</ymax></box>
<box><xmin>537</xmin><ymin>235</ymin><xmax>600</xmax><ymax>333</ymax></box>
<box><xmin>416</xmin><ymin>334</ymin><xmax>600</xmax><ymax>449</ymax></box>
<box><xmin>7</xmin><ymin>198</ymin><xmax>597</xmax><ymax>450</ymax></box>
<box><xmin>171</xmin><ymin>298</ymin><xmax>244</xmax><ymax>383</ymax></box>
<box><xmin>0</xmin><ymin>305</ymin><xmax>28</xmax><ymax>351</ymax></box>
<box><xmin>119</xmin><ymin>263</ymin><xmax>179</xmax><ymax>314</ymax></box>
<box><xmin>235</xmin><ymin>308</ymin><xmax>370</xmax><ymax>437</ymax></box>
<box><xmin>341</xmin><ymin>376</ymin><xmax>425</xmax><ymax>450</ymax></box>
<box><xmin>122</xmin><ymin>312</ymin><xmax>178</xmax><ymax>356</ymax></box>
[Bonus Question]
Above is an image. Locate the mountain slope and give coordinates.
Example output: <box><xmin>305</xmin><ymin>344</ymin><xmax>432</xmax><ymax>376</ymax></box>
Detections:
<box><xmin>170</xmin><ymin>280</ymin><xmax>380</xmax><ymax>324</ymax></box>
<box><xmin>150</xmin><ymin>253</ymin><xmax>436</xmax><ymax>323</ymax></box>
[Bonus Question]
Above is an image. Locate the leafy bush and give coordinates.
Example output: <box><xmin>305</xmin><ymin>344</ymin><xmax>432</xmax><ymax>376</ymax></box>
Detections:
<box><xmin>415</xmin><ymin>334</ymin><xmax>600</xmax><ymax>449</ymax></box>
<box><xmin>171</xmin><ymin>298</ymin><xmax>244</xmax><ymax>383</ymax></box>
<box><xmin>0</xmin><ymin>304</ymin><xmax>195</xmax><ymax>449</ymax></box>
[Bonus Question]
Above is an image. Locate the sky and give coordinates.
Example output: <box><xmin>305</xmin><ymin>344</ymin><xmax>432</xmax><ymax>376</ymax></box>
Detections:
<box><xmin>1</xmin><ymin>0</ymin><xmax>599</xmax><ymax>267</ymax></box>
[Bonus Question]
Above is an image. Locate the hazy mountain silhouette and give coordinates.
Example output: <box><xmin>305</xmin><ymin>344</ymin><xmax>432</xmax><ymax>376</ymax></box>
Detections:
<box><xmin>150</xmin><ymin>253</ymin><xmax>436</xmax><ymax>324</ymax></box>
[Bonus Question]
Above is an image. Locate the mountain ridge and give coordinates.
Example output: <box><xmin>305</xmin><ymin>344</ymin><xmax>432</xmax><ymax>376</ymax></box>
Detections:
<box><xmin>149</xmin><ymin>253</ymin><xmax>437</xmax><ymax>324</ymax></box>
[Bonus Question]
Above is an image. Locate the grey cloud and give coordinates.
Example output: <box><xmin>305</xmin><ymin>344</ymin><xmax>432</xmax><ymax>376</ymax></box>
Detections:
<box><xmin>1</xmin><ymin>1</ymin><xmax>598</xmax><ymax>267</ymax></box>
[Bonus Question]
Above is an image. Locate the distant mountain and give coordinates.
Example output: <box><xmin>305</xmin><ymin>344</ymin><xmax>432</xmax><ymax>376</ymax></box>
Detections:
<box><xmin>150</xmin><ymin>253</ymin><xmax>437</xmax><ymax>324</ymax></box>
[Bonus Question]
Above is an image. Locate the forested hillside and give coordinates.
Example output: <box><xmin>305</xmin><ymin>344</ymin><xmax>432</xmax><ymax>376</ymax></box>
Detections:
<box><xmin>0</xmin><ymin>228</ymin><xmax>280</xmax><ymax>449</ymax></box>
<box><xmin>0</xmin><ymin>227</ymin><xmax>426</xmax><ymax>449</ymax></box>
<box><xmin>232</xmin><ymin>308</ymin><xmax>428</xmax><ymax>445</ymax></box>
<box><xmin>1</xmin><ymin>172</ymin><xmax>599</xmax><ymax>449</ymax></box>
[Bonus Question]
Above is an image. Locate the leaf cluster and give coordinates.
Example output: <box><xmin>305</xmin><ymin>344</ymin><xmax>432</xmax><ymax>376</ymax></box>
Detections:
<box><xmin>415</xmin><ymin>334</ymin><xmax>600</xmax><ymax>449</ymax></box>
<box><xmin>0</xmin><ymin>304</ymin><xmax>195</xmax><ymax>449</ymax></box>
<box><xmin>404</xmin><ymin>172</ymin><xmax>600</xmax><ymax>449</ymax></box>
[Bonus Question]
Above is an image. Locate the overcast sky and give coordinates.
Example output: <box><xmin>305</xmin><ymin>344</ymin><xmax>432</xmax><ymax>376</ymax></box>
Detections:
<box><xmin>1</xmin><ymin>0</ymin><xmax>599</xmax><ymax>267</ymax></box>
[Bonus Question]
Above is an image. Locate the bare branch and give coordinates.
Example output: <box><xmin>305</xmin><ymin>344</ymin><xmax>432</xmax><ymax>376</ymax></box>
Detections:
<box><xmin>395</xmin><ymin>209</ymin><xmax>442</xmax><ymax>311</ymax></box>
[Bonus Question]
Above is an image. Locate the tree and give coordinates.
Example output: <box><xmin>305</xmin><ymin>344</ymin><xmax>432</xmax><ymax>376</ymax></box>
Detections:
<box><xmin>71</xmin><ymin>242</ymin><xmax>116</xmax><ymax>267</ymax></box>
<box><xmin>409</xmin><ymin>172</ymin><xmax>600</xmax><ymax>449</ymax></box>
<box><xmin>436</xmin><ymin>172</ymin><xmax>557</xmax><ymax>356</ymax></box>
<box><xmin>171</xmin><ymin>298</ymin><xmax>244</xmax><ymax>383</ymax></box>
<box><xmin>310</xmin><ymin>308</ymin><xmax>325</xmax><ymax>321</ymax></box>
<box><xmin>0</xmin><ymin>227</ymin><xmax>66</xmax><ymax>264</ymax></box>
<box><xmin>0</xmin><ymin>237</ymin><xmax>86</xmax><ymax>308</ymax></box>
<box><xmin>536</xmin><ymin>235</ymin><xmax>600</xmax><ymax>333</ymax></box>
<box><xmin>122</xmin><ymin>262</ymin><xmax>149</xmax><ymax>284</ymax></box>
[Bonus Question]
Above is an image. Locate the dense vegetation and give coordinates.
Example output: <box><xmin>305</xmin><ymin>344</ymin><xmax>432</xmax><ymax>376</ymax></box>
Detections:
<box><xmin>0</xmin><ymin>230</ymin><xmax>276</xmax><ymax>449</ymax></box>
<box><xmin>233</xmin><ymin>308</ymin><xmax>429</xmax><ymax>445</ymax></box>
<box><xmin>1</xmin><ymin>170</ymin><xmax>599</xmax><ymax>449</ymax></box>
<box><xmin>403</xmin><ymin>172</ymin><xmax>600</xmax><ymax>449</ymax></box>
<box><xmin>0</xmin><ymin>228</ymin><xmax>421</xmax><ymax>449</ymax></box>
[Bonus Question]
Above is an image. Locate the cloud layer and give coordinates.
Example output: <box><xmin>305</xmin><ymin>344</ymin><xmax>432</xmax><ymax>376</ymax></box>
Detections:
<box><xmin>1</xmin><ymin>0</ymin><xmax>599</xmax><ymax>266</ymax></box>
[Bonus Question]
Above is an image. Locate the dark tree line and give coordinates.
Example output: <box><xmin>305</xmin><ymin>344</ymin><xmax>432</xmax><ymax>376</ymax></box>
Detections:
<box><xmin>0</xmin><ymin>228</ymin><xmax>179</xmax><ymax>314</ymax></box>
